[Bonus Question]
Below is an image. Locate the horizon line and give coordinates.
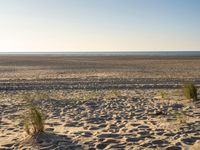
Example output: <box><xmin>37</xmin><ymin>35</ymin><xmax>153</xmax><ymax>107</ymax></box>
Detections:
<box><xmin>0</xmin><ymin>50</ymin><xmax>200</xmax><ymax>53</ymax></box>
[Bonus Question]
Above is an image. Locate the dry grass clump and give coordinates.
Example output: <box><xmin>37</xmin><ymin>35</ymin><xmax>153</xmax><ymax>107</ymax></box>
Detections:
<box><xmin>22</xmin><ymin>104</ymin><xmax>45</xmax><ymax>135</ymax></box>
<box><xmin>183</xmin><ymin>82</ymin><xmax>197</xmax><ymax>101</ymax></box>
<box><xmin>160</xmin><ymin>91</ymin><xmax>167</xmax><ymax>99</ymax></box>
<box><xmin>20</xmin><ymin>92</ymin><xmax>46</xmax><ymax>136</ymax></box>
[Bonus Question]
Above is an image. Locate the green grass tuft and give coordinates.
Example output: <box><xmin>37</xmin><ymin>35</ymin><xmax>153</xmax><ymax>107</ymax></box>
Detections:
<box><xmin>183</xmin><ymin>82</ymin><xmax>197</xmax><ymax>101</ymax></box>
<box><xmin>22</xmin><ymin>104</ymin><xmax>45</xmax><ymax>135</ymax></box>
<box><xmin>160</xmin><ymin>91</ymin><xmax>166</xmax><ymax>99</ymax></box>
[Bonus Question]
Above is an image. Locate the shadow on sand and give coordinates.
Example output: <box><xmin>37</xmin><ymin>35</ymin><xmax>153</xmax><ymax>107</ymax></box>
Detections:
<box><xmin>17</xmin><ymin>132</ymin><xmax>83</xmax><ymax>150</ymax></box>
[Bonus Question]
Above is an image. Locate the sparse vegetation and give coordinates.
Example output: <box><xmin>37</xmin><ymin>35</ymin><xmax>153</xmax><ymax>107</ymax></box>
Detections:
<box><xmin>160</xmin><ymin>91</ymin><xmax>166</xmax><ymax>99</ymax></box>
<box><xmin>20</xmin><ymin>92</ymin><xmax>46</xmax><ymax>136</ymax></box>
<box><xmin>22</xmin><ymin>104</ymin><xmax>45</xmax><ymax>135</ymax></box>
<box><xmin>183</xmin><ymin>82</ymin><xmax>197</xmax><ymax>101</ymax></box>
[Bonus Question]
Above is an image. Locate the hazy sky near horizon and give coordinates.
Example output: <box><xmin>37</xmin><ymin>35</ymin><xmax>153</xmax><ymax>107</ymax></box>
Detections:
<box><xmin>0</xmin><ymin>0</ymin><xmax>200</xmax><ymax>52</ymax></box>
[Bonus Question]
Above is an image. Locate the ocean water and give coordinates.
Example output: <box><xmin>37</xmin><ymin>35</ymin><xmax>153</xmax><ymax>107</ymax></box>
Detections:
<box><xmin>1</xmin><ymin>51</ymin><xmax>200</xmax><ymax>56</ymax></box>
<box><xmin>59</xmin><ymin>51</ymin><xmax>200</xmax><ymax>56</ymax></box>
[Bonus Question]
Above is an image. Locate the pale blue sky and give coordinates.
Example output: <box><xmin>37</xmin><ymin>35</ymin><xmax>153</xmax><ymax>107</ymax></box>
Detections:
<box><xmin>0</xmin><ymin>0</ymin><xmax>200</xmax><ymax>51</ymax></box>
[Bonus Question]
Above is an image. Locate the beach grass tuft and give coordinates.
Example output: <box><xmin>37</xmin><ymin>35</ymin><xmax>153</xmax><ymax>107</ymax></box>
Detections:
<box><xmin>183</xmin><ymin>82</ymin><xmax>197</xmax><ymax>101</ymax></box>
<box><xmin>22</xmin><ymin>104</ymin><xmax>45</xmax><ymax>135</ymax></box>
<box><xmin>21</xmin><ymin>94</ymin><xmax>45</xmax><ymax>136</ymax></box>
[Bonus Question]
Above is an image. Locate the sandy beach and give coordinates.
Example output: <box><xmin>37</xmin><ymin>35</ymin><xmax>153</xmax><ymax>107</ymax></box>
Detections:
<box><xmin>0</xmin><ymin>55</ymin><xmax>200</xmax><ymax>150</ymax></box>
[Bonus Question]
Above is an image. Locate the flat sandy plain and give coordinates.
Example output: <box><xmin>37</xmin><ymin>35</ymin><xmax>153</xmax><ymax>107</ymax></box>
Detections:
<box><xmin>0</xmin><ymin>55</ymin><xmax>200</xmax><ymax>150</ymax></box>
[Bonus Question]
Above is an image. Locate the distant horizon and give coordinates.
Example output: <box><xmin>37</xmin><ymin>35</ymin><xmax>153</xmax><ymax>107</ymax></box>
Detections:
<box><xmin>0</xmin><ymin>50</ymin><xmax>200</xmax><ymax>57</ymax></box>
<box><xmin>0</xmin><ymin>50</ymin><xmax>200</xmax><ymax>53</ymax></box>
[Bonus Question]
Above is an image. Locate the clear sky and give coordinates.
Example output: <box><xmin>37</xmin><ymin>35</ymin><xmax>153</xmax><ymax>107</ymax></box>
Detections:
<box><xmin>0</xmin><ymin>0</ymin><xmax>200</xmax><ymax>52</ymax></box>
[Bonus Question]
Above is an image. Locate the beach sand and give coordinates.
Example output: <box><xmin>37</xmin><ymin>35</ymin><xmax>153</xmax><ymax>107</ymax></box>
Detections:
<box><xmin>0</xmin><ymin>55</ymin><xmax>200</xmax><ymax>150</ymax></box>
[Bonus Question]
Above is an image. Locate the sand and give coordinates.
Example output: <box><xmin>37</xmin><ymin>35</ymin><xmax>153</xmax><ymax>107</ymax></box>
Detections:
<box><xmin>0</xmin><ymin>55</ymin><xmax>200</xmax><ymax>150</ymax></box>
